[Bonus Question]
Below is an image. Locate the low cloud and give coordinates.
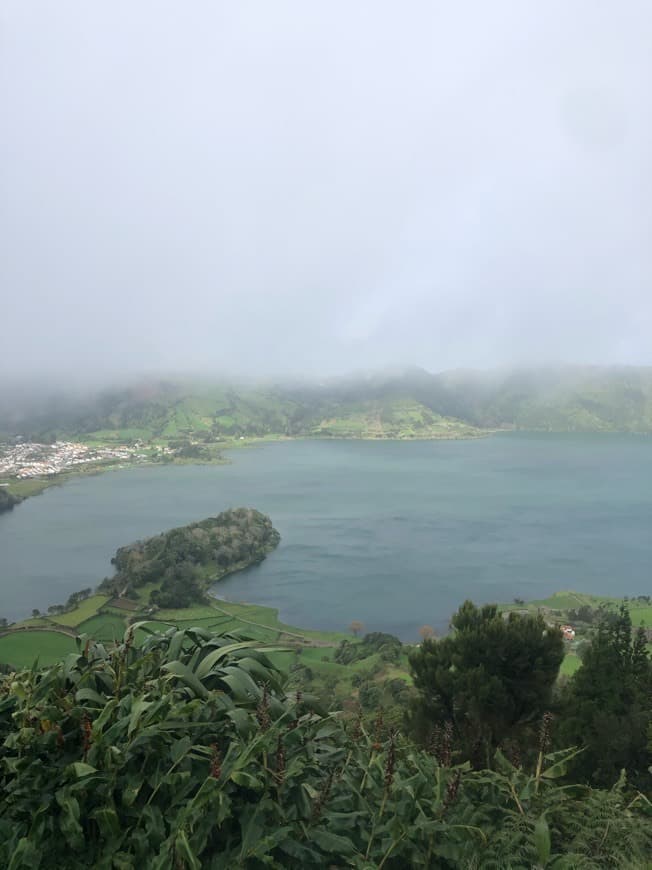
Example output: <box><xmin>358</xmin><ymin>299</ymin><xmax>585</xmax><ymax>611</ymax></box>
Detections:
<box><xmin>2</xmin><ymin>1</ymin><xmax>651</xmax><ymax>384</ymax></box>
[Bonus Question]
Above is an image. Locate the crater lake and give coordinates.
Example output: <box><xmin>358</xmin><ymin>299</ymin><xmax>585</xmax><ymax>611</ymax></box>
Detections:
<box><xmin>1</xmin><ymin>434</ymin><xmax>651</xmax><ymax>639</ymax></box>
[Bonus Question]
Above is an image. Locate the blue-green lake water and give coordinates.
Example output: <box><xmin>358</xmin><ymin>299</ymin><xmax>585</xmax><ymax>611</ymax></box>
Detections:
<box><xmin>1</xmin><ymin>435</ymin><xmax>651</xmax><ymax>639</ymax></box>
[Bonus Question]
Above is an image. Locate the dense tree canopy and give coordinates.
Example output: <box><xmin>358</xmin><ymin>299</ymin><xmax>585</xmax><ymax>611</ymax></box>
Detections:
<box><xmin>556</xmin><ymin>604</ymin><xmax>652</xmax><ymax>790</ymax></box>
<box><xmin>408</xmin><ymin>601</ymin><xmax>564</xmax><ymax>766</ymax></box>
<box><xmin>101</xmin><ymin>508</ymin><xmax>281</xmax><ymax>607</ymax></box>
<box><xmin>334</xmin><ymin>632</ymin><xmax>402</xmax><ymax>666</ymax></box>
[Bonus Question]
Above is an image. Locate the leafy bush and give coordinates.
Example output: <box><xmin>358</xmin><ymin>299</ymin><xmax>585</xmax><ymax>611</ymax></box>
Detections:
<box><xmin>334</xmin><ymin>632</ymin><xmax>402</xmax><ymax>666</ymax></box>
<box><xmin>0</xmin><ymin>627</ymin><xmax>650</xmax><ymax>868</ymax></box>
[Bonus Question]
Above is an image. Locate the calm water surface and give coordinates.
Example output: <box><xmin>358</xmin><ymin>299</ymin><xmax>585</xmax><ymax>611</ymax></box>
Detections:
<box><xmin>1</xmin><ymin>435</ymin><xmax>651</xmax><ymax>639</ymax></box>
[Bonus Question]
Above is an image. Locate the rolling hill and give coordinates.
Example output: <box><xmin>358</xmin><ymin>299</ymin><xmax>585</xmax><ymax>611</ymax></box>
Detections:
<box><xmin>4</xmin><ymin>365</ymin><xmax>652</xmax><ymax>442</ymax></box>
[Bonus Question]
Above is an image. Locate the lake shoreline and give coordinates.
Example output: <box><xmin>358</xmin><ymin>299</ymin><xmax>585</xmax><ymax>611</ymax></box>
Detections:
<box><xmin>3</xmin><ymin>434</ymin><xmax>652</xmax><ymax>636</ymax></box>
<box><xmin>0</xmin><ymin>429</ymin><xmax>497</xmax><ymax>510</ymax></box>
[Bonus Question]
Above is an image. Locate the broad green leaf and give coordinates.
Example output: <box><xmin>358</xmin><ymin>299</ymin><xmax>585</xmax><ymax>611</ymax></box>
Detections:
<box><xmin>226</xmin><ymin>655</ymin><xmax>282</xmax><ymax>689</ymax></box>
<box><xmin>161</xmin><ymin>661</ymin><xmax>209</xmax><ymax>699</ymax></box>
<box><xmin>127</xmin><ymin>696</ymin><xmax>152</xmax><ymax>736</ymax></box>
<box><xmin>309</xmin><ymin>829</ymin><xmax>356</xmax><ymax>855</ymax></box>
<box><xmin>175</xmin><ymin>830</ymin><xmax>201</xmax><ymax>870</ymax></box>
<box><xmin>194</xmin><ymin>641</ymin><xmax>261</xmax><ymax>679</ymax></box>
<box><xmin>171</xmin><ymin>735</ymin><xmax>192</xmax><ymax>763</ymax></box>
<box><xmin>219</xmin><ymin>669</ymin><xmax>261</xmax><ymax>703</ymax></box>
<box><xmin>68</xmin><ymin>762</ymin><xmax>97</xmax><ymax>778</ymax></box>
<box><xmin>56</xmin><ymin>793</ymin><xmax>83</xmax><ymax>849</ymax></box>
<box><xmin>493</xmin><ymin>748</ymin><xmax>517</xmax><ymax>777</ymax></box>
<box><xmin>8</xmin><ymin>837</ymin><xmax>39</xmax><ymax>870</ymax></box>
<box><xmin>90</xmin><ymin>806</ymin><xmax>122</xmax><ymax>840</ymax></box>
<box><xmin>76</xmin><ymin>687</ymin><xmax>106</xmax><ymax>706</ymax></box>
<box><xmin>231</xmin><ymin>771</ymin><xmax>262</xmax><ymax>789</ymax></box>
<box><xmin>226</xmin><ymin>707</ymin><xmax>255</xmax><ymax>737</ymax></box>
<box><xmin>534</xmin><ymin>814</ymin><xmax>551</xmax><ymax>866</ymax></box>
<box><xmin>93</xmin><ymin>698</ymin><xmax>119</xmax><ymax>733</ymax></box>
<box><xmin>542</xmin><ymin>747</ymin><xmax>585</xmax><ymax>780</ymax></box>
<box><xmin>167</xmin><ymin>630</ymin><xmax>189</xmax><ymax>663</ymax></box>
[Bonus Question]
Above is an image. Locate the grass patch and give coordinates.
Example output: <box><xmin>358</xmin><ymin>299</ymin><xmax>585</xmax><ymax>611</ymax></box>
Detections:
<box><xmin>55</xmin><ymin>595</ymin><xmax>111</xmax><ymax>626</ymax></box>
<box><xmin>2</xmin><ymin>478</ymin><xmax>53</xmax><ymax>498</ymax></box>
<box><xmin>629</xmin><ymin>605</ymin><xmax>652</xmax><ymax>627</ymax></box>
<box><xmin>560</xmin><ymin>654</ymin><xmax>582</xmax><ymax>676</ymax></box>
<box><xmin>500</xmin><ymin>590</ymin><xmax>626</xmax><ymax>616</ymax></box>
<box><xmin>76</xmin><ymin>614</ymin><xmax>128</xmax><ymax>643</ymax></box>
<box><xmin>154</xmin><ymin>605</ymin><xmax>223</xmax><ymax>622</ymax></box>
<box><xmin>0</xmin><ymin>631</ymin><xmax>77</xmax><ymax>668</ymax></box>
<box><xmin>209</xmin><ymin>599</ymin><xmax>351</xmax><ymax>644</ymax></box>
<box><xmin>11</xmin><ymin>617</ymin><xmax>51</xmax><ymax>629</ymax></box>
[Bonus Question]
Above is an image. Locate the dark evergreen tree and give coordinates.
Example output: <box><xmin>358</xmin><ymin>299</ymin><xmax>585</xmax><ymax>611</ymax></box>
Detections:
<box><xmin>556</xmin><ymin>604</ymin><xmax>652</xmax><ymax>789</ymax></box>
<box><xmin>408</xmin><ymin>600</ymin><xmax>564</xmax><ymax>766</ymax></box>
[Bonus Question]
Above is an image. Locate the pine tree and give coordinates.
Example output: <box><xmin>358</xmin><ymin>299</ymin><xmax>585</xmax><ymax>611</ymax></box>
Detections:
<box><xmin>556</xmin><ymin>604</ymin><xmax>652</xmax><ymax>789</ymax></box>
<box><xmin>408</xmin><ymin>600</ymin><xmax>564</xmax><ymax>766</ymax></box>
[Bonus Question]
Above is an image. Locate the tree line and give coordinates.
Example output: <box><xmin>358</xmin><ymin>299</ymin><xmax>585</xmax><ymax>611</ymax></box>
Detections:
<box><xmin>408</xmin><ymin>600</ymin><xmax>651</xmax><ymax>791</ymax></box>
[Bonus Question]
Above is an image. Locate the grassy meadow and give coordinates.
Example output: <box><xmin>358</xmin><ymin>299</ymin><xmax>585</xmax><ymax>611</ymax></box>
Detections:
<box><xmin>1</xmin><ymin>587</ymin><xmax>649</xmax><ymax>695</ymax></box>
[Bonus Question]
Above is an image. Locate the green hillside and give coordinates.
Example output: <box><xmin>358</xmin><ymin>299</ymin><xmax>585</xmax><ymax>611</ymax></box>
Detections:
<box><xmin>309</xmin><ymin>398</ymin><xmax>479</xmax><ymax>438</ymax></box>
<box><xmin>6</xmin><ymin>366</ymin><xmax>652</xmax><ymax>443</ymax></box>
<box><xmin>434</xmin><ymin>366</ymin><xmax>652</xmax><ymax>431</ymax></box>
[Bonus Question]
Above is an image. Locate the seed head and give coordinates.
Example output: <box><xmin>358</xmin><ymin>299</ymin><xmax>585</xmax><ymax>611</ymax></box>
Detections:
<box><xmin>443</xmin><ymin>770</ymin><xmax>462</xmax><ymax>810</ymax></box>
<box><xmin>384</xmin><ymin>729</ymin><xmax>398</xmax><ymax>791</ymax></box>
<box><xmin>539</xmin><ymin>711</ymin><xmax>553</xmax><ymax>754</ymax></box>
<box><xmin>209</xmin><ymin>743</ymin><xmax>221</xmax><ymax>779</ymax></box>
<box><xmin>256</xmin><ymin>684</ymin><xmax>271</xmax><ymax>731</ymax></box>
<box><xmin>373</xmin><ymin>709</ymin><xmax>384</xmax><ymax>745</ymax></box>
<box><xmin>275</xmin><ymin>735</ymin><xmax>286</xmax><ymax>784</ymax></box>
<box><xmin>81</xmin><ymin>714</ymin><xmax>92</xmax><ymax>755</ymax></box>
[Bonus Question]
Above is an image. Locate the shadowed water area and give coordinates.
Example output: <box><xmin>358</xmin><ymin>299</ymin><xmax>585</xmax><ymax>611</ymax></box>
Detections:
<box><xmin>1</xmin><ymin>434</ymin><xmax>651</xmax><ymax>639</ymax></box>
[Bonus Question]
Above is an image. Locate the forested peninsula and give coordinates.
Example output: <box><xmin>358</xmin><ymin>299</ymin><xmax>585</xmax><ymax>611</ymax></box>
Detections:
<box><xmin>99</xmin><ymin>508</ymin><xmax>281</xmax><ymax>608</ymax></box>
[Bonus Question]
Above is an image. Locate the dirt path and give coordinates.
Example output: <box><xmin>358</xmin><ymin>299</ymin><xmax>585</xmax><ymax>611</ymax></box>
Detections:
<box><xmin>209</xmin><ymin>602</ymin><xmax>334</xmax><ymax>647</ymax></box>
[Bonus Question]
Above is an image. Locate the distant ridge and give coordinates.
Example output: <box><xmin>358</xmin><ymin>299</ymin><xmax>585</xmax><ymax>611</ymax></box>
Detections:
<box><xmin>4</xmin><ymin>365</ymin><xmax>652</xmax><ymax>440</ymax></box>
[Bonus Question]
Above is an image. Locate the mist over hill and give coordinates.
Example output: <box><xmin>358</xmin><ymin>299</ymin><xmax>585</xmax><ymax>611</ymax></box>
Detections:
<box><xmin>3</xmin><ymin>365</ymin><xmax>652</xmax><ymax>441</ymax></box>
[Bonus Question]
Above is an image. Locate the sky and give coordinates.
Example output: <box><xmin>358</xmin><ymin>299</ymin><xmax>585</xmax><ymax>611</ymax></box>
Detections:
<box><xmin>2</xmin><ymin>1</ymin><xmax>652</xmax><ymax>383</ymax></box>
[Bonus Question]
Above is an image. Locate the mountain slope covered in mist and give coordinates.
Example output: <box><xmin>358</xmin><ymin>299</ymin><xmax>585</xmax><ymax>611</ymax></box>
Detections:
<box><xmin>4</xmin><ymin>366</ymin><xmax>652</xmax><ymax>441</ymax></box>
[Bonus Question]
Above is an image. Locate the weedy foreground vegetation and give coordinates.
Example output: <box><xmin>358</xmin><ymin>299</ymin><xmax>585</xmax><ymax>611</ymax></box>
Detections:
<box><xmin>1</xmin><ymin>607</ymin><xmax>651</xmax><ymax>869</ymax></box>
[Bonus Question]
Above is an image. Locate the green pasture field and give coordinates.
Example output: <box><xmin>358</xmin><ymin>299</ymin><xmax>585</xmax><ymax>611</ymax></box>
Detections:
<box><xmin>11</xmin><ymin>617</ymin><xmax>51</xmax><ymax>629</ymax></box>
<box><xmin>55</xmin><ymin>595</ymin><xmax>111</xmax><ymax>626</ymax></box>
<box><xmin>76</xmin><ymin>614</ymin><xmax>128</xmax><ymax>643</ymax></box>
<box><xmin>3</xmin><ymin>584</ymin><xmax>645</xmax><ymax>684</ymax></box>
<box><xmin>0</xmin><ymin>631</ymin><xmax>77</xmax><ymax>669</ymax></box>
<box><xmin>629</xmin><ymin>604</ymin><xmax>652</xmax><ymax>627</ymax></box>
<box><xmin>1</xmin><ymin>477</ymin><xmax>53</xmax><ymax>498</ymax></box>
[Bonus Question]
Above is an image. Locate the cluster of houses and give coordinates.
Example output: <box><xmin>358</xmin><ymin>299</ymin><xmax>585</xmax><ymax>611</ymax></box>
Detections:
<box><xmin>0</xmin><ymin>440</ymin><xmax>143</xmax><ymax>478</ymax></box>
